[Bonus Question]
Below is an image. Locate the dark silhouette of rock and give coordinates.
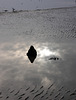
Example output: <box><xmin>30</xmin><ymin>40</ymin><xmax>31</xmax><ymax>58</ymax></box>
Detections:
<box><xmin>49</xmin><ymin>57</ymin><xmax>59</xmax><ymax>60</ymax></box>
<box><xmin>12</xmin><ymin>8</ymin><xmax>15</xmax><ymax>12</ymax></box>
<box><xmin>27</xmin><ymin>46</ymin><xmax>37</xmax><ymax>63</ymax></box>
<box><xmin>4</xmin><ymin>10</ymin><xmax>8</xmax><ymax>12</ymax></box>
<box><xmin>0</xmin><ymin>92</ymin><xmax>2</xmax><ymax>95</ymax></box>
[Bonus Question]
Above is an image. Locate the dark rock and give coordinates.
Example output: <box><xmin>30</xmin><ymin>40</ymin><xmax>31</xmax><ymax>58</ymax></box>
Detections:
<box><xmin>49</xmin><ymin>57</ymin><xmax>59</xmax><ymax>60</ymax></box>
<box><xmin>27</xmin><ymin>46</ymin><xmax>37</xmax><ymax>63</ymax></box>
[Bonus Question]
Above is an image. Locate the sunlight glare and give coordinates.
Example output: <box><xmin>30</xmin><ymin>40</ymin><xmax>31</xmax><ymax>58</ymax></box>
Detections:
<box><xmin>38</xmin><ymin>47</ymin><xmax>56</xmax><ymax>57</ymax></box>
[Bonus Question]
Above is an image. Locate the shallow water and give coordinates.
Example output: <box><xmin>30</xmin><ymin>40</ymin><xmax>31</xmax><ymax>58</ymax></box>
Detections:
<box><xmin>0</xmin><ymin>7</ymin><xmax>76</xmax><ymax>100</ymax></box>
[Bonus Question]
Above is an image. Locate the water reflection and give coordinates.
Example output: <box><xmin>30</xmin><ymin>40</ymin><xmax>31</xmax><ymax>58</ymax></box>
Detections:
<box><xmin>0</xmin><ymin>40</ymin><xmax>76</xmax><ymax>87</ymax></box>
<box><xmin>0</xmin><ymin>39</ymin><xmax>76</xmax><ymax>99</ymax></box>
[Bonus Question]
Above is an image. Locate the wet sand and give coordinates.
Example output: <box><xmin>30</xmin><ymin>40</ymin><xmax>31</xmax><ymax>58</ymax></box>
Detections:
<box><xmin>0</xmin><ymin>82</ymin><xmax>76</xmax><ymax>100</ymax></box>
<box><xmin>0</xmin><ymin>6</ymin><xmax>76</xmax><ymax>100</ymax></box>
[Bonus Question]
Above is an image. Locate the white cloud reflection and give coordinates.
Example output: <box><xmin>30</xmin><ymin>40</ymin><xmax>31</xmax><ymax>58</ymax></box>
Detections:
<box><xmin>38</xmin><ymin>46</ymin><xmax>60</xmax><ymax>57</ymax></box>
<box><xmin>38</xmin><ymin>47</ymin><xmax>54</xmax><ymax>57</ymax></box>
<box><xmin>41</xmin><ymin>77</ymin><xmax>51</xmax><ymax>87</ymax></box>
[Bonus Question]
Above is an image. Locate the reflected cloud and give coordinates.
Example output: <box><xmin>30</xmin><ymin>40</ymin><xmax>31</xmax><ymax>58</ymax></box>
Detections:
<box><xmin>41</xmin><ymin>77</ymin><xmax>51</xmax><ymax>87</ymax></box>
<box><xmin>38</xmin><ymin>47</ymin><xmax>52</xmax><ymax>57</ymax></box>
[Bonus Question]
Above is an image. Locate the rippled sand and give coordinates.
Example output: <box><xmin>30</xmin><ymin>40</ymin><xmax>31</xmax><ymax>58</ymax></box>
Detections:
<box><xmin>0</xmin><ymin>82</ymin><xmax>76</xmax><ymax>100</ymax></box>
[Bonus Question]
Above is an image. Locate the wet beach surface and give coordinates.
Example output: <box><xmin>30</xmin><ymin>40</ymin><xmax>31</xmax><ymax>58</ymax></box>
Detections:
<box><xmin>0</xmin><ymin>7</ymin><xmax>76</xmax><ymax>100</ymax></box>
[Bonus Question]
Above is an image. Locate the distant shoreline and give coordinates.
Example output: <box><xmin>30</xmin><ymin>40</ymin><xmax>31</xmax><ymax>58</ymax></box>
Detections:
<box><xmin>0</xmin><ymin>6</ymin><xmax>76</xmax><ymax>13</ymax></box>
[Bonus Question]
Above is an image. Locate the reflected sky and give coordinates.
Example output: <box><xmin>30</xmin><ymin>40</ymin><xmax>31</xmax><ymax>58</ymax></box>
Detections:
<box><xmin>0</xmin><ymin>37</ymin><xmax>76</xmax><ymax>90</ymax></box>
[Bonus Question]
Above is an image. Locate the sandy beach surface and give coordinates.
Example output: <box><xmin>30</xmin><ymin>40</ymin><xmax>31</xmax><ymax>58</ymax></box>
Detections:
<box><xmin>0</xmin><ymin>6</ymin><xmax>76</xmax><ymax>100</ymax></box>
